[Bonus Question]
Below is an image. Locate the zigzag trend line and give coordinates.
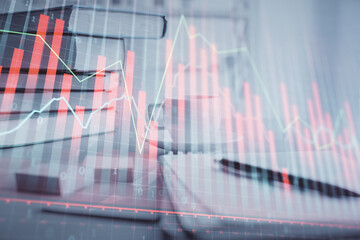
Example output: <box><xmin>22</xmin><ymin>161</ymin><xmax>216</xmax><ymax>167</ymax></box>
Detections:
<box><xmin>0</xmin><ymin>16</ymin><xmax>356</xmax><ymax>153</ymax></box>
<box><xmin>0</xmin><ymin>29</ymin><xmax>123</xmax><ymax>83</ymax></box>
<box><xmin>168</xmin><ymin>63</ymin><xmax>353</xmax><ymax>150</ymax></box>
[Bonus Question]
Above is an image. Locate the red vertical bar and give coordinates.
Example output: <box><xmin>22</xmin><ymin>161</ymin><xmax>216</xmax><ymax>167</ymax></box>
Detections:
<box><xmin>343</xmin><ymin>129</ymin><xmax>356</xmax><ymax>164</ymax></box>
<box><xmin>312</xmin><ymin>82</ymin><xmax>324</xmax><ymax>125</ymax></box>
<box><xmin>325</xmin><ymin>114</ymin><xmax>338</xmax><ymax>157</ymax></box>
<box><xmin>304</xmin><ymin>129</ymin><xmax>315</xmax><ymax>173</ymax></box>
<box><xmin>119</xmin><ymin>51</ymin><xmax>135</xmax><ymax>154</ymax></box>
<box><xmin>52</xmin><ymin>74</ymin><xmax>72</xmax><ymax>140</ymax></box>
<box><xmin>109</xmin><ymin>72</ymin><xmax>119</xmax><ymax>108</ymax></box>
<box><xmin>312</xmin><ymin>82</ymin><xmax>327</xmax><ymax>147</ymax></box>
<box><xmin>344</xmin><ymin>101</ymin><xmax>356</xmax><ymax>137</ymax></box>
<box><xmin>244</xmin><ymin>82</ymin><xmax>254</xmax><ymax>147</ymax></box>
<box><xmin>254</xmin><ymin>95</ymin><xmax>265</xmax><ymax>151</ymax></box>
<box><xmin>235</xmin><ymin>113</ymin><xmax>245</xmax><ymax>156</ymax></box>
<box><xmin>188</xmin><ymin>27</ymin><xmax>198</xmax><ymax>146</ymax></box>
<box><xmin>268</xmin><ymin>130</ymin><xmax>277</xmax><ymax>169</ymax></box>
<box><xmin>189</xmin><ymin>26</ymin><xmax>197</xmax><ymax>96</ymax></box>
<box><xmin>121</xmin><ymin>51</ymin><xmax>135</xmax><ymax>138</ymax></box>
<box><xmin>68</xmin><ymin>105</ymin><xmax>85</xmax><ymax>192</ymax></box>
<box><xmin>149</xmin><ymin>121</ymin><xmax>158</xmax><ymax>159</ymax></box>
<box><xmin>178</xmin><ymin>64</ymin><xmax>185</xmax><ymax>142</ymax></box>
<box><xmin>200</xmin><ymin>49</ymin><xmax>208</xmax><ymax>96</ymax></box>
<box><xmin>165</xmin><ymin>39</ymin><xmax>173</xmax><ymax>97</ymax></box>
<box><xmin>292</xmin><ymin>105</ymin><xmax>304</xmax><ymax>151</ymax></box>
<box><xmin>280</xmin><ymin>83</ymin><xmax>294</xmax><ymax>146</ymax></box>
<box><xmin>44</xmin><ymin>19</ymin><xmax>64</xmax><ymax>90</ymax></box>
<box><xmin>223</xmin><ymin>88</ymin><xmax>233</xmax><ymax>147</ymax></box>
<box><xmin>1</xmin><ymin>48</ymin><xmax>24</xmax><ymax>111</ymax></box>
<box><xmin>72</xmin><ymin>106</ymin><xmax>85</xmax><ymax>138</ymax></box>
<box><xmin>89</xmin><ymin>56</ymin><xmax>105</xmax><ymax>151</ymax></box>
<box><xmin>164</xmin><ymin>40</ymin><xmax>173</xmax><ymax>137</ymax></box>
<box><xmin>211</xmin><ymin>44</ymin><xmax>219</xmax><ymax>96</ymax></box>
<box><xmin>136</xmin><ymin>91</ymin><xmax>147</xmax><ymax>191</ymax></box>
<box><xmin>337</xmin><ymin>136</ymin><xmax>352</xmax><ymax>187</ymax></box>
<box><xmin>93</xmin><ymin>56</ymin><xmax>106</xmax><ymax>107</ymax></box>
<box><xmin>125</xmin><ymin>51</ymin><xmax>135</xmax><ymax>100</ymax></box>
<box><xmin>343</xmin><ymin>129</ymin><xmax>356</xmax><ymax>188</ymax></box>
<box><xmin>200</xmin><ymin>48</ymin><xmax>210</xmax><ymax>144</ymax></box>
<box><xmin>210</xmin><ymin>44</ymin><xmax>221</xmax><ymax>143</ymax></box>
<box><xmin>136</xmin><ymin>91</ymin><xmax>146</xmax><ymax>141</ymax></box>
<box><xmin>148</xmin><ymin>121</ymin><xmax>158</xmax><ymax>200</ymax></box>
<box><xmin>307</xmin><ymin>99</ymin><xmax>316</xmax><ymax>146</ymax></box>
<box><xmin>58</xmin><ymin>74</ymin><xmax>72</xmax><ymax>112</ymax></box>
<box><xmin>104</xmin><ymin>72</ymin><xmax>118</xmax><ymax>131</ymax></box>
<box><xmin>324</xmin><ymin>115</ymin><xmax>347</xmax><ymax>213</ymax></box>
<box><xmin>26</xmin><ymin>14</ymin><xmax>49</xmax><ymax>89</ymax></box>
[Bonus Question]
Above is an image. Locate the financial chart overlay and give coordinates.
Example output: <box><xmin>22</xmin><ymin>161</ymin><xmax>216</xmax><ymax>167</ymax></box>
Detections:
<box><xmin>0</xmin><ymin>1</ymin><xmax>360</xmax><ymax>239</ymax></box>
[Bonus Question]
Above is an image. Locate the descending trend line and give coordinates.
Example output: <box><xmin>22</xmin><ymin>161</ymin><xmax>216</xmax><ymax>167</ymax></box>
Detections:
<box><xmin>0</xmin><ymin>16</ymin><xmax>356</xmax><ymax>153</ymax></box>
<box><xmin>168</xmin><ymin>62</ymin><xmax>354</xmax><ymax>150</ymax></box>
<box><xmin>0</xmin><ymin>29</ymin><xmax>123</xmax><ymax>83</ymax></box>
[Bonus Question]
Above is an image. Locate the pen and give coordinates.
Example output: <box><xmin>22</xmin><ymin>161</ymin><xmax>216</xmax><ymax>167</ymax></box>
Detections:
<box><xmin>217</xmin><ymin>158</ymin><xmax>360</xmax><ymax>198</ymax></box>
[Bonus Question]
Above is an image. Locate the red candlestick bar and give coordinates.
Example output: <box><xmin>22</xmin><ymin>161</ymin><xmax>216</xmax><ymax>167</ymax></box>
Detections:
<box><xmin>292</xmin><ymin>105</ymin><xmax>304</xmax><ymax>151</ymax></box>
<box><xmin>254</xmin><ymin>95</ymin><xmax>265</xmax><ymax>151</ymax></box>
<box><xmin>344</xmin><ymin>101</ymin><xmax>356</xmax><ymax>137</ymax></box>
<box><xmin>121</xmin><ymin>51</ymin><xmax>135</xmax><ymax>131</ymax></box>
<box><xmin>324</xmin><ymin>114</ymin><xmax>346</xmax><ymax>190</ymax></box>
<box><xmin>72</xmin><ymin>106</ymin><xmax>85</xmax><ymax>139</ymax></box>
<box><xmin>93</xmin><ymin>56</ymin><xmax>106</xmax><ymax>108</ymax></box>
<box><xmin>312</xmin><ymin>82</ymin><xmax>327</xmax><ymax>146</ymax></box>
<box><xmin>343</xmin><ymin>129</ymin><xmax>356</xmax><ymax>182</ymax></box>
<box><xmin>325</xmin><ymin>114</ymin><xmax>337</xmax><ymax>157</ymax></box>
<box><xmin>177</xmin><ymin>64</ymin><xmax>185</xmax><ymax>143</ymax></box>
<box><xmin>304</xmin><ymin>129</ymin><xmax>315</xmax><ymax>174</ymax></box>
<box><xmin>188</xmin><ymin>27</ymin><xmax>198</xmax><ymax>147</ymax></box>
<box><xmin>105</xmin><ymin>72</ymin><xmax>119</xmax><ymax>131</ymax></box>
<box><xmin>189</xmin><ymin>26</ymin><xmax>197</xmax><ymax>96</ymax></box>
<box><xmin>200</xmin><ymin>49</ymin><xmax>209</xmax><ymax>96</ymax></box>
<box><xmin>210</xmin><ymin>44</ymin><xmax>220</xmax><ymax>96</ymax></box>
<box><xmin>44</xmin><ymin>18</ymin><xmax>64</xmax><ymax>90</ymax></box>
<box><xmin>337</xmin><ymin>136</ymin><xmax>352</xmax><ymax>188</ymax></box>
<box><xmin>52</xmin><ymin>74</ymin><xmax>72</xmax><ymax>140</ymax></box>
<box><xmin>268</xmin><ymin>130</ymin><xmax>278</xmax><ymax>169</ymax></box>
<box><xmin>125</xmin><ymin>51</ymin><xmax>134</xmax><ymax>99</ymax></box>
<box><xmin>136</xmin><ymin>90</ymin><xmax>146</xmax><ymax>142</ymax></box>
<box><xmin>148</xmin><ymin>121</ymin><xmax>158</xmax><ymax>199</ymax></box>
<box><xmin>1</xmin><ymin>48</ymin><xmax>24</xmax><ymax>112</ymax></box>
<box><xmin>312</xmin><ymin>82</ymin><xmax>324</xmax><ymax>125</ymax></box>
<box><xmin>109</xmin><ymin>72</ymin><xmax>119</xmax><ymax>108</ymax></box>
<box><xmin>68</xmin><ymin>105</ymin><xmax>85</xmax><ymax>190</ymax></box>
<box><xmin>222</xmin><ymin>89</ymin><xmax>234</xmax><ymax>207</ymax></box>
<box><xmin>280</xmin><ymin>82</ymin><xmax>294</xmax><ymax>146</ymax></box>
<box><xmin>164</xmin><ymin>40</ymin><xmax>173</xmax><ymax>144</ymax></box>
<box><xmin>165</xmin><ymin>39</ymin><xmax>173</xmax><ymax>98</ymax></box>
<box><xmin>26</xmin><ymin>14</ymin><xmax>49</xmax><ymax>89</ymax></box>
<box><xmin>235</xmin><ymin>113</ymin><xmax>245</xmax><ymax>155</ymax></box>
<box><xmin>243</xmin><ymin>82</ymin><xmax>254</xmax><ymax>147</ymax></box>
<box><xmin>307</xmin><ymin>99</ymin><xmax>317</xmax><ymax>146</ymax></box>
<box><xmin>200</xmin><ymin>48</ymin><xmax>210</xmax><ymax>146</ymax></box>
<box><xmin>148</xmin><ymin>121</ymin><xmax>158</xmax><ymax>159</ymax></box>
<box><xmin>119</xmin><ymin>50</ymin><xmax>135</xmax><ymax>161</ymax></box>
<box><xmin>223</xmin><ymin>88</ymin><xmax>233</xmax><ymax>151</ymax></box>
<box><xmin>58</xmin><ymin>74</ymin><xmax>72</xmax><ymax>112</ymax></box>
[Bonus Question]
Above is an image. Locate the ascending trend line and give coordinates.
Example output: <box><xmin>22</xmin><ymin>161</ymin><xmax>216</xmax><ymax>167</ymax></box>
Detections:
<box><xmin>0</xmin><ymin>16</ymin><xmax>356</xmax><ymax>153</ymax></box>
<box><xmin>0</xmin><ymin>29</ymin><xmax>123</xmax><ymax>83</ymax></box>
